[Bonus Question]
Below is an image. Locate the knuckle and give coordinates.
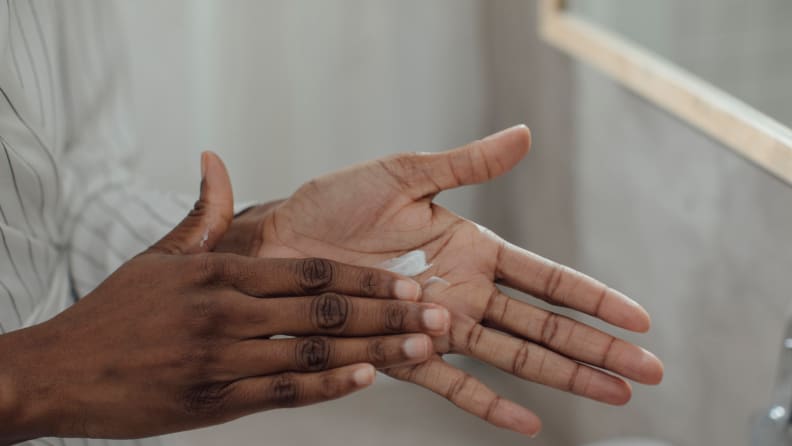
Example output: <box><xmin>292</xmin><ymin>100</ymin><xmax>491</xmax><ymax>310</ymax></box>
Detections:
<box><xmin>319</xmin><ymin>374</ymin><xmax>342</xmax><ymax>399</ymax></box>
<box><xmin>268</xmin><ymin>374</ymin><xmax>300</xmax><ymax>407</ymax></box>
<box><xmin>468</xmin><ymin>139</ymin><xmax>493</xmax><ymax>181</ymax></box>
<box><xmin>189</xmin><ymin>195</ymin><xmax>208</xmax><ymax>217</ymax></box>
<box><xmin>187</xmin><ymin>295</ymin><xmax>226</xmax><ymax>332</ymax></box>
<box><xmin>297</xmin><ymin>258</ymin><xmax>335</xmax><ymax>292</ymax></box>
<box><xmin>463</xmin><ymin>324</ymin><xmax>485</xmax><ymax>353</ymax></box>
<box><xmin>358</xmin><ymin>270</ymin><xmax>378</xmax><ymax>297</ymax></box>
<box><xmin>367</xmin><ymin>339</ymin><xmax>387</xmax><ymax>363</ymax></box>
<box><xmin>511</xmin><ymin>342</ymin><xmax>531</xmax><ymax>376</ymax></box>
<box><xmin>295</xmin><ymin>337</ymin><xmax>332</xmax><ymax>372</ymax></box>
<box><xmin>484</xmin><ymin>396</ymin><xmax>502</xmax><ymax>423</ymax></box>
<box><xmin>311</xmin><ymin>293</ymin><xmax>350</xmax><ymax>331</ymax></box>
<box><xmin>177</xmin><ymin>343</ymin><xmax>217</xmax><ymax>378</ymax></box>
<box><xmin>391</xmin><ymin>362</ymin><xmax>422</xmax><ymax>382</ymax></box>
<box><xmin>543</xmin><ymin>262</ymin><xmax>565</xmax><ymax>303</ymax></box>
<box><xmin>182</xmin><ymin>383</ymin><xmax>231</xmax><ymax>416</ymax></box>
<box><xmin>565</xmin><ymin>363</ymin><xmax>583</xmax><ymax>393</ymax></box>
<box><xmin>195</xmin><ymin>254</ymin><xmax>222</xmax><ymax>284</ymax></box>
<box><xmin>190</xmin><ymin>294</ymin><xmax>219</xmax><ymax>319</ymax></box>
<box><xmin>539</xmin><ymin>313</ymin><xmax>562</xmax><ymax>346</ymax></box>
<box><xmin>383</xmin><ymin>302</ymin><xmax>408</xmax><ymax>332</ymax></box>
<box><xmin>444</xmin><ymin>374</ymin><xmax>471</xmax><ymax>402</ymax></box>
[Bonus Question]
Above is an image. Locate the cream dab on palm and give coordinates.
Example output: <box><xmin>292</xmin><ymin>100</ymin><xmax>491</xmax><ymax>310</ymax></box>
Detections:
<box><xmin>378</xmin><ymin>250</ymin><xmax>450</xmax><ymax>288</ymax></box>
<box><xmin>378</xmin><ymin>250</ymin><xmax>431</xmax><ymax>277</ymax></box>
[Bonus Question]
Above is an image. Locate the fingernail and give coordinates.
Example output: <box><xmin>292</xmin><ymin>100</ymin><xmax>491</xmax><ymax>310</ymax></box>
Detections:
<box><xmin>483</xmin><ymin>124</ymin><xmax>528</xmax><ymax>141</ymax></box>
<box><xmin>352</xmin><ymin>365</ymin><xmax>375</xmax><ymax>386</ymax></box>
<box><xmin>422</xmin><ymin>307</ymin><xmax>450</xmax><ymax>332</ymax></box>
<box><xmin>394</xmin><ymin>279</ymin><xmax>421</xmax><ymax>300</ymax></box>
<box><xmin>402</xmin><ymin>336</ymin><xmax>429</xmax><ymax>359</ymax></box>
<box><xmin>200</xmin><ymin>152</ymin><xmax>208</xmax><ymax>179</ymax></box>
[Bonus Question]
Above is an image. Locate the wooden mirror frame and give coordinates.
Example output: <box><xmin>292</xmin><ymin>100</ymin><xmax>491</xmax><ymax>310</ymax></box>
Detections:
<box><xmin>539</xmin><ymin>0</ymin><xmax>792</xmax><ymax>184</ymax></box>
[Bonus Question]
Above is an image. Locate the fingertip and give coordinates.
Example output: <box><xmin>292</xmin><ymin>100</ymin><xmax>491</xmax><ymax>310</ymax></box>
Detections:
<box><xmin>587</xmin><ymin>371</ymin><xmax>632</xmax><ymax>406</ymax></box>
<box><xmin>421</xmin><ymin>305</ymin><xmax>451</xmax><ymax>335</ymax></box>
<box><xmin>631</xmin><ymin>304</ymin><xmax>652</xmax><ymax>333</ymax></box>
<box><xmin>515</xmin><ymin>124</ymin><xmax>532</xmax><ymax>154</ymax></box>
<box><xmin>402</xmin><ymin>334</ymin><xmax>433</xmax><ymax>361</ymax></box>
<box><xmin>480</xmin><ymin>125</ymin><xmax>532</xmax><ymax>172</ymax></box>
<box><xmin>488</xmin><ymin>398</ymin><xmax>543</xmax><ymax>438</ymax></box>
<box><xmin>624</xmin><ymin>310</ymin><xmax>651</xmax><ymax>334</ymax></box>
<box><xmin>351</xmin><ymin>363</ymin><xmax>376</xmax><ymax>388</ymax></box>
<box><xmin>640</xmin><ymin>350</ymin><xmax>665</xmax><ymax>385</ymax></box>
<box><xmin>604</xmin><ymin>289</ymin><xmax>652</xmax><ymax>333</ymax></box>
<box><xmin>394</xmin><ymin>278</ymin><xmax>422</xmax><ymax>301</ymax></box>
<box><xmin>607</xmin><ymin>379</ymin><xmax>633</xmax><ymax>406</ymax></box>
<box><xmin>202</xmin><ymin>150</ymin><xmax>231</xmax><ymax>185</ymax></box>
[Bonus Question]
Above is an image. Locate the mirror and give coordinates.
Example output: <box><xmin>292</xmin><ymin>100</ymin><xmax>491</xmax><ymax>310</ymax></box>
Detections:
<box><xmin>540</xmin><ymin>0</ymin><xmax>792</xmax><ymax>184</ymax></box>
<box><xmin>568</xmin><ymin>0</ymin><xmax>792</xmax><ymax>127</ymax></box>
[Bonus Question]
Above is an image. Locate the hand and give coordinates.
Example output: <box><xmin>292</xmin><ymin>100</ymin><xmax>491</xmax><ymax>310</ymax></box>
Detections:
<box><xmin>221</xmin><ymin>126</ymin><xmax>664</xmax><ymax>437</ymax></box>
<box><xmin>0</xmin><ymin>153</ymin><xmax>449</xmax><ymax>444</ymax></box>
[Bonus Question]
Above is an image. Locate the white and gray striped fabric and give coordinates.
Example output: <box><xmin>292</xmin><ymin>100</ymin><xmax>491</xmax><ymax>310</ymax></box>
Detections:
<box><xmin>1</xmin><ymin>1</ymin><xmax>206</xmax><ymax>445</ymax></box>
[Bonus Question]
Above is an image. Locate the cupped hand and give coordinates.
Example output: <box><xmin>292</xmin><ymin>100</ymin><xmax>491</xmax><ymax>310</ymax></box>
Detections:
<box><xmin>0</xmin><ymin>153</ymin><xmax>449</xmax><ymax>444</ymax></box>
<box><xmin>222</xmin><ymin>126</ymin><xmax>664</xmax><ymax>437</ymax></box>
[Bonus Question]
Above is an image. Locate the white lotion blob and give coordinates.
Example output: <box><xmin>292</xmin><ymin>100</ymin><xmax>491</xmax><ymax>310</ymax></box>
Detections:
<box><xmin>378</xmin><ymin>250</ymin><xmax>451</xmax><ymax>290</ymax></box>
<box><xmin>378</xmin><ymin>250</ymin><xmax>432</xmax><ymax>277</ymax></box>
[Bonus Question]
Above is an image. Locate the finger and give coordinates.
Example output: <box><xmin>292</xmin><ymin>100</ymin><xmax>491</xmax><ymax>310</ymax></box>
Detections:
<box><xmin>454</xmin><ymin>317</ymin><xmax>632</xmax><ymax>405</ymax></box>
<box><xmin>212</xmin><ymin>256</ymin><xmax>421</xmax><ymax>300</ymax></box>
<box><xmin>227</xmin><ymin>363</ymin><xmax>375</xmax><ymax>415</ymax></box>
<box><xmin>218</xmin><ymin>334</ymin><xmax>433</xmax><ymax>379</ymax></box>
<box><xmin>483</xmin><ymin>292</ymin><xmax>663</xmax><ymax>384</ymax></box>
<box><xmin>147</xmin><ymin>151</ymin><xmax>234</xmax><ymax>255</ymax></box>
<box><xmin>495</xmin><ymin>241</ymin><xmax>651</xmax><ymax>332</ymax></box>
<box><xmin>378</xmin><ymin>125</ymin><xmax>531</xmax><ymax>199</ymax></box>
<box><xmin>385</xmin><ymin>356</ymin><xmax>541</xmax><ymax>437</ymax></box>
<box><xmin>230</xmin><ymin>294</ymin><xmax>450</xmax><ymax>338</ymax></box>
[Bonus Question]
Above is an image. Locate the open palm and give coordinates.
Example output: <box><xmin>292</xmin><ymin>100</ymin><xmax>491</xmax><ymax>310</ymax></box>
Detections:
<box><xmin>245</xmin><ymin>126</ymin><xmax>663</xmax><ymax>436</ymax></box>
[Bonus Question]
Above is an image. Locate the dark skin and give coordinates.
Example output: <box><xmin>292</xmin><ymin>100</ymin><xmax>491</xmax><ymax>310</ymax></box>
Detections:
<box><xmin>216</xmin><ymin>126</ymin><xmax>665</xmax><ymax>436</ymax></box>
<box><xmin>0</xmin><ymin>153</ymin><xmax>450</xmax><ymax>444</ymax></box>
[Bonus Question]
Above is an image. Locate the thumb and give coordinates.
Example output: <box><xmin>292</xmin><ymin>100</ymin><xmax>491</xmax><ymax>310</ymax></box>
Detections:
<box><xmin>379</xmin><ymin>125</ymin><xmax>531</xmax><ymax>199</ymax></box>
<box><xmin>147</xmin><ymin>151</ymin><xmax>234</xmax><ymax>255</ymax></box>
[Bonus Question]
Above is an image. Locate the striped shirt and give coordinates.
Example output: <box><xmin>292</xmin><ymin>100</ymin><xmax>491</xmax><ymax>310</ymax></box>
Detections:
<box><xmin>2</xmin><ymin>1</ymin><xmax>197</xmax><ymax>444</ymax></box>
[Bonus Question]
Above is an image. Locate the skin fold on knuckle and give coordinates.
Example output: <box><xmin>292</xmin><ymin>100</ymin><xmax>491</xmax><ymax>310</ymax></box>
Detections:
<box><xmin>295</xmin><ymin>337</ymin><xmax>332</xmax><ymax>372</ymax></box>
<box><xmin>193</xmin><ymin>253</ymin><xmax>233</xmax><ymax>286</ymax></box>
<box><xmin>383</xmin><ymin>302</ymin><xmax>409</xmax><ymax>332</ymax></box>
<box><xmin>185</xmin><ymin>294</ymin><xmax>227</xmax><ymax>338</ymax></box>
<box><xmin>310</xmin><ymin>293</ymin><xmax>350</xmax><ymax>331</ymax></box>
<box><xmin>366</xmin><ymin>338</ymin><xmax>388</xmax><ymax>364</ymax></box>
<box><xmin>182</xmin><ymin>383</ymin><xmax>232</xmax><ymax>416</ymax></box>
<box><xmin>358</xmin><ymin>269</ymin><xmax>379</xmax><ymax>297</ymax></box>
<box><xmin>296</xmin><ymin>258</ymin><xmax>335</xmax><ymax>293</ymax></box>
<box><xmin>319</xmin><ymin>373</ymin><xmax>345</xmax><ymax>400</ymax></box>
<box><xmin>267</xmin><ymin>374</ymin><xmax>301</xmax><ymax>407</ymax></box>
<box><xmin>176</xmin><ymin>343</ymin><xmax>220</xmax><ymax>383</ymax></box>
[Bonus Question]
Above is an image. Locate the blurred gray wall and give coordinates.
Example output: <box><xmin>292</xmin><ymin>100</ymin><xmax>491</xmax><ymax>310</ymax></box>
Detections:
<box><xmin>116</xmin><ymin>2</ymin><xmax>792</xmax><ymax>446</ymax></box>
